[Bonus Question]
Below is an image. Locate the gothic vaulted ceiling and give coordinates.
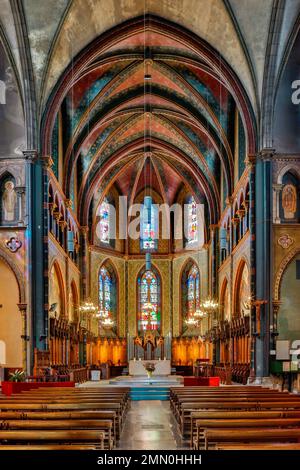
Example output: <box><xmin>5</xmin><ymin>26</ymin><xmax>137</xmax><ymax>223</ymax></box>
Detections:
<box><xmin>43</xmin><ymin>15</ymin><xmax>257</xmax><ymax>227</ymax></box>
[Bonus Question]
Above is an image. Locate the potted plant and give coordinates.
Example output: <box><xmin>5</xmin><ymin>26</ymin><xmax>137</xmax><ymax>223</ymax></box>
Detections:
<box><xmin>9</xmin><ymin>369</ymin><xmax>26</xmax><ymax>382</ymax></box>
<box><xmin>2</xmin><ymin>369</ymin><xmax>27</xmax><ymax>396</ymax></box>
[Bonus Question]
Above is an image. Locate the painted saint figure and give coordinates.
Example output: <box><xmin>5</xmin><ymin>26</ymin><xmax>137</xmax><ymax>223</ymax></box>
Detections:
<box><xmin>2</xmin><ymin>181</ymin><xmax>17</xmax><ymax>222</ymax></box>
<box><xmin>282</xmin><ymin>184</ymin><xmax>297</xmax><ymax>219</ymax></box>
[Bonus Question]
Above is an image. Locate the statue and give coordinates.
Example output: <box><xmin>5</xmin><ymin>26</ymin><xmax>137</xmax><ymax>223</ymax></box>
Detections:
<box><xmin>282</xmin><ymin>184</ymin><xmax>297</xmax><ymax>219</ymax></box>
<box><xmin>2</xmin><ymin>181</ymin><xmax>17</xmax><ymax>222</ymax></box>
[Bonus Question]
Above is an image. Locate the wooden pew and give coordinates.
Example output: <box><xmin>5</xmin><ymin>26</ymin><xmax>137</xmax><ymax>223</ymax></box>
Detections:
<box><xmin>0</xmin><ymin>419</ymin><xmax>114</xmax><ymax>449</ymax></box>
<box><xmin>0</xmin><ymin>430</ymin><xmax>105</xmax><ymax>449</ymax></box>
<box><xmin>0</xmin><ymin>386</ymin><xmax>131</xmax><ymax>448</ymax></box>
<box><xmin>204</xmin><ymin>428</ymin><xmax>300</xmax><ymax>450</ymax></box>
<box><xmin>0</xmin><ymin>403</ymin><xmax>123</xmax><ymax>440</ymax></box>
<box><xmin>193</xmin><ymin>418</ymin><xmax>300</xmax><ymax>449</ymax></box>
<box><xmin>0</xmin><ymin>445</ymin><xmax>97</xmax><ymax>450</ymax></box>
<box><xmin>190</xmin><ymin>410</ymin><xmax>300</xmax><ymax>447</ymax></box>
<box><xmin>0</xmin><ymin>411</ymin><xmax>117</xmax><ymax>445</ymax></box>
<box><xmin>216</xmin><ymin>443</ymin><xmax>300</xmax><ymax>450</ymax></box>
<box><xmin>179</xmin><ymin>401</ymin><xmax>300</xmax><ymax>437</ymax></box>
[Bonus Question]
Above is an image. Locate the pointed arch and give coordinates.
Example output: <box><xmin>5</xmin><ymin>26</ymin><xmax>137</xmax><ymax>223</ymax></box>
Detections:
<box><xmin>220</xmin><ymin>277</ymin><xmax>230</xmax><ymax>321</ymax></box>
<box><xmin>0</xmin><ymin>246</ymin><xmax>25</xmax><ymax>303</ymax></box>
<box><xmin>98</xmin><ymin>259</ymin><xmax>119</xmax><ymax>335</ymax></box>
<box><xmin>274</xmin><ymin>248</ymin><xmax>300</xmax><ymax>302</ymax></box>
<box><xmin>49</xmin><ymin>260</ymin><xmax>66</xmax><ymax>318</ymax></box>
<box><xmin>137</xmin><ymin>264</ymin><xmax>162</xmax><ymax>334</ymax></box>
<box><xmin>180</xmin><ymin>258</ymin><xmax>201</xmax><ymax>334</ymax></box>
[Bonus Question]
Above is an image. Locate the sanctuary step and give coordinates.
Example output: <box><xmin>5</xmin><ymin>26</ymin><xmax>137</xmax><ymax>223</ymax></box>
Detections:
<box><xmin>129</xmin><ymin>386</ymin><xmax>170</xmax><ymax>401</ymax></box>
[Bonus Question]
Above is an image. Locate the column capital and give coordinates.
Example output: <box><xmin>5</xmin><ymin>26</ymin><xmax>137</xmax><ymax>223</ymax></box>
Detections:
<box><xmin>15</xmin><ymin>186</ymin><xmax>26</xmax><ymax>194</ymax></box>
<box><xmin>65</xmin><ymin>199</ymin><xmax>73</xmax><ymax>210</ymax></box>
<box><xmin>245</xmin><ymin>154</ymin><xmax>256</xmax><ymax>166</ymax></box>
<box><xmin>273</xmin><ymin>183</ymin><xmax>283</xmax><ymax>191</ymax></box>
<box><xmin>53</xmin><ymin>211</ymin><xmax>62</xmax><ymax>222</ymax></box>
<box><xmin>236</xmin><ymin>209</ymin><xmax>245</xmax><ymax>218</ymax></box>
<box><xmin>17</xmin><ymin>303</ymin><xmax>27</xmax><ymax>314</ymax></box>
<box><xmin>41</xmin><ymin>155</ymin><xmax>54</xmax><ymax>169</ymax></box>
<box><xmin>59</xmin><ymin>220</ymin><xmax>67</xmax><ymax>229</ymax></box>
<box><xmin>22</xmin><ymin>149</ymin><xmax>38</xmax><ymax>163</ymax></box>
<box><xmin>257</xmin><ymin>148</ymin><xmax>276</xmax><ymax>161</ymax></box>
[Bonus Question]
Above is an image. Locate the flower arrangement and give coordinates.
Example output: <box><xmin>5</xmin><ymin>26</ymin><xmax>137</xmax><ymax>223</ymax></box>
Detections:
<box><xmin>9</xmin><ymin>369</ymin><xmax>26</xmax><ymax>382</ymax></box>
<box><xmin>143</xmin><ymin>362</ymin><xmax>156</xmax><ymax>378</ymax></box>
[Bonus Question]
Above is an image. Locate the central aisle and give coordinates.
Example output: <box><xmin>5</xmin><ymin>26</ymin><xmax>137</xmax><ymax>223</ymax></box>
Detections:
<box><xmin>118</xmin><ymin>400</ymin><xmax>186</xmax><ymax>450</ymax></box>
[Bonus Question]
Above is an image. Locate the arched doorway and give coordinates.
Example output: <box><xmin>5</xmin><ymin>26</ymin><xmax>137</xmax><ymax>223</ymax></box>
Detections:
<box><xmin>0</xmin><ymin>258</ymin><xmax>22</xmax><ymax>368</ymax></box>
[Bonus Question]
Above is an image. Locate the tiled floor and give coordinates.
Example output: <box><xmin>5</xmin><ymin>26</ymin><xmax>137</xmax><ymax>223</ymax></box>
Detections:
<box><xmin>118</xmin><ymin>400</ymin><xmax>188</xmax><ymax>450</ymax></box>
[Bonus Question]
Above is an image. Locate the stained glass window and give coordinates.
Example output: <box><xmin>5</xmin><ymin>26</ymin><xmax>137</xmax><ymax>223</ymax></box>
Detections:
<box><xmin>138</xmin><ymin>269</ymin><xmax>161</xmax><ymax>332</ymax></box>
<box><xmin>98</xmin><ymin>266</ymin><xmax>112</xmax><ymax>316</ymax></box>
<box><xmin>186</xmin><ymin>264</ymin><xmax>200</xmax><ymax>319</ymax></box>
<box><xmin>99</xmin><ymin>199</ymin><xmax>110</xmax><ymax>243</ymax></box>
<box><xmin>187</xmin><ymin>196</ymin><xmax>198</xmax><ymax>243</ymax></box>
<box><xmin>140</xmin><ymin>197</ymin><xmax>158</xmax><ymax>250</ymax></box>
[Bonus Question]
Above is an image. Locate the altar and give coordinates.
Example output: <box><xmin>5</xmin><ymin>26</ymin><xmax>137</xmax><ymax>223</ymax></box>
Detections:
<box><xmin>129</xmin><ymin>359</ymin><xmax>171</xmax><ymax>376</ymax></box>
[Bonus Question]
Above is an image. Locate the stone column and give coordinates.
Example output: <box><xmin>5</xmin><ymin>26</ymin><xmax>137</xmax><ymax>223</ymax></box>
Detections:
<box><xmin>237</xmin><ymin>209</ymin><xmax>245</xmax><ymax>239</ymax></box>
<box><xmin>23</xmin><ymin>150</ymin><xmax>46</xmax><ymax>370</ymax></box>
<box><xmin>254</xmin><ymin>149</ymin><xmax>274</xmax><ymax>380</ymax></box>
<box><xmin>252</xmin><ymin>299</ymin><xmax>268</xmax><ymax>381</ymax></box>
<box><xmin>80</xmin><ymin>226</ymin><xmax>89</xmax><ymax>299</ymax></box>
<box><xmin>15</xmin><ymin>187</ymin><xmax>26</xmax><ymax>225</ymax></box>
<box><xmin>209</xmin><ymin>224</ymin><xmax>219</xmax><ymax>297</ymax></box>
<box><xmin>232</xmin><ymin>217</ymin><xmax>239</xmax><ymax>248</ymax></box>
<box><xmin>18</xmin><ymin>303</ymin><xmax>28</xmax><ymax>373</ymax></box>
<box><xmin>246</xmin><ymin>155</ymin><xmax>256</xmax><ymax>380</ymax></box>
<box><xmin>273</xmin><ymin>184</ymin><xmax>282</xmax><ymax>224</ymax></box>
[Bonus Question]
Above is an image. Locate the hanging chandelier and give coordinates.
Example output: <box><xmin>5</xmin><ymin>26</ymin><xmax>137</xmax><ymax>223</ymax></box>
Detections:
<box><xmin>79</xmin><ymin>300</ymin><xmax>97</xmax><ymax>314</ymax></box>
<box><xmin>194</xmin><ymin>308</ymin><xmax>206</xmax><ymax>318</ymax></box>
<box><xmin>101</xmin><ymin>317</ymin><xmax>114</xmax><ymax>328</ymax></box>
<box><xmin>185</xmin><ymin>317</ymin><xmax>199</xmax><ymax>326</ymax></box>
<box><xmin>201</xmin><ymin>298</ymin><xmax>219</xmax><ymax>313</ymax></box>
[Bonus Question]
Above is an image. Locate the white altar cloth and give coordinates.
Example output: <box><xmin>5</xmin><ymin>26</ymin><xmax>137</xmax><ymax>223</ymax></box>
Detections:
<box><xmin>129</xmin><ymin>359</ymin><xmax>171</xmax><ymax>376</ymax></box>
